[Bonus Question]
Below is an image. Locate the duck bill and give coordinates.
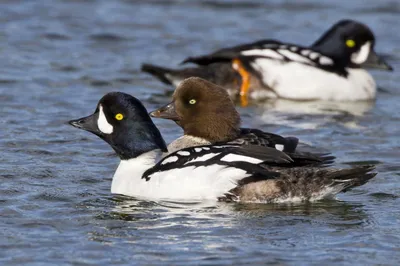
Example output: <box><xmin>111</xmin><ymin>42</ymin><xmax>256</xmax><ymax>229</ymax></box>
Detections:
<box><xmin>68</xmin><ymin>112</ymin><xmax>102</xmax><ymax>136</ymax></box>
<box><xmin>361</xmin><ymin>50</ymin><xmax>393</xmax><ymax>71</ymax></box>
<box><xmin>149</xmin><ymin>102</ymin><xmax>181</xmax><ymax>121</ymax></box>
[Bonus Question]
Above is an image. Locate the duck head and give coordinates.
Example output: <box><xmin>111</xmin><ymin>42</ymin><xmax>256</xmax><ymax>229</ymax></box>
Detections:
<box><xmin>312</xmin><ymin>19</ymin><xmax>392</xmax><ymax>70</ymax></box>
<box><xmin>69</xmin><ymin>92</ymin><xmax>167</xmax><ymax>160</ymax></box>
<box><xmin>150</xmin><ymin>77</ymin><xmax>241</xmax><ymax>143</ymax></box>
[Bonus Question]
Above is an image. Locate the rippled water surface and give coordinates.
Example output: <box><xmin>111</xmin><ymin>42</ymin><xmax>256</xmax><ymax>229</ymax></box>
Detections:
<box><xmin>1</xmin><ymin>0</ymin><xmax>400</xmax><ymax>265</ymax></box>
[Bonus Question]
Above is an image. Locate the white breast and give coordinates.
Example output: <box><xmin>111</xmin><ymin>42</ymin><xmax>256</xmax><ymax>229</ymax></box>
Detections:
<box><xmin>110</xmin><ymin>149</ymin><xmax>249</xmax><ymax>201</ymax></box>
<box><xmin>143</xmin><ymin>165</ymin><xmax>249</xmax><ymax>201</ymax></box>
<box><xmin>251</xmin><ymin>59</ymin><xmax>376</xmax><ymax>101</ymax></box>
<box><xmin>111</xmin><ymin>150</ymin><xmax>161</xmax><ymax>196</ymax></box>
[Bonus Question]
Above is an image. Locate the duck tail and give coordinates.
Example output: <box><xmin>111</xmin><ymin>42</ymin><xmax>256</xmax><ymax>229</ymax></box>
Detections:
<box><xmin>141</xmin><ymin>64</ymin><xmax>175</xmax><ymax>85</ymax></box>
<box><xmin>287</xmin><ymin>152</ymin><xmax>336</xmax><ymax>167</ymax></box>
<box><xmin>218</xmin><ymin>165</ymin><xmax>377</xmax><ymax>203</ymax></box>
<box><xmin>329</xmin><ymin>165</ymin><xmax>377</xmax><ymax>193</ymax></box>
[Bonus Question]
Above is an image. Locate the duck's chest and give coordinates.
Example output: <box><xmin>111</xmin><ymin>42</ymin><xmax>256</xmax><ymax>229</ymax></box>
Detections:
<box><xmin>111</xmin><ymin>156</ymin><xmax>249</xmax><ymax>200</ymax></box>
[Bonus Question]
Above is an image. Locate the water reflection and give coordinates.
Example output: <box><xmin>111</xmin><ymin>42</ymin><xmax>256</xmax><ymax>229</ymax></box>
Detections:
<box><xmin>105</xmin><ymin>196</ymin><xmax>370</xmax><ymax>230</ymax></box>
<box><xmin>253</xmin><ymin>99</ymin><xmax>375</xmax><ymax>129</ymax></box>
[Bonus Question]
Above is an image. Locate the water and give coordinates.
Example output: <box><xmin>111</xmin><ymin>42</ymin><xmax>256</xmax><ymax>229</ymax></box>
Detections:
<box><xmin>1</xmin><ymin>0</ymin><xmax>400</xmax><ymax>265</ymax></box>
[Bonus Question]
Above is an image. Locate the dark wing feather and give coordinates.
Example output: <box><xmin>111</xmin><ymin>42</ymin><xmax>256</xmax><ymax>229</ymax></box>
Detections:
<box><xmin>182</xmin><ymin>39</ymin><xmax>347</xmax><ymax>76</ymax></box>
<box><xmin>142</xmin><ymin>144</ymin><xmax>293</xmax><ymax>181</ymax></box>
<box><xmin>232</xmin><ymin>128</ymin><xmax>299</xmax><ymax>152</ymax></box>
<box><xmin>230</xmin><ymin>128</ymin><xmax>334</xmax><ymax>166</ymax></box>
<box><xmin>181</xmin><ymin>39</ymin><xmax>283</xmax><ymax>65</ymax></box>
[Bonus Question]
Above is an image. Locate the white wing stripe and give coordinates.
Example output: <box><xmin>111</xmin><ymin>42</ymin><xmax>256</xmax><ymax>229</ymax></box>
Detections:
<box><xmin>241</xmin><ymin>49</ymin><xmax>284</xmax><ymax>60</ymax></box>
<box><xmin>221</xmin><ymin>154</ymin><xmax>263</xmax><ymax>164</ymax></box>
<box><xmin>184</xmin><ymin>153</ymin><xmax>221</xmax><ymax>164</ymax></box>
<box><xmin>319</xmin><ymin>56</ymin><xmax>334</xmax><ymax>65</ymax></box>
<box><xmin>161</xmin><ymin>156</ymin><xmax>178</xmax><ymax>165</ymax></box>
<box><xmin>278</xmin><ymin>49</ymin><xmax>314</xmax><ymax>64</ymax></box>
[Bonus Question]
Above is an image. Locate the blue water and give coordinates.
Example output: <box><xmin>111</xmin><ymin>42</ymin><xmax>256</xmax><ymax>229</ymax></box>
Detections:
<box><xmin>1</xmin><ymin>0</ymin><xmax>400</xmax><ymax>265</ymax></box>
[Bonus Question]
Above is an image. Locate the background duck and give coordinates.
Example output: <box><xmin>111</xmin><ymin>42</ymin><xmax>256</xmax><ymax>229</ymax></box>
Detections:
<box><xmin>142</xmin><ymin>19</ymin><xmax>392</xmax><ymax>106</ymax></box>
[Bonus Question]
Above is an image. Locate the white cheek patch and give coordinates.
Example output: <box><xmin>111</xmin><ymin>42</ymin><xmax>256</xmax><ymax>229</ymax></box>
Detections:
<box><xmin>351</xmin><ymin>42</ymin><xmax>371</xmax><ymax>64</ymax></box>
<box><xmin>97</xmin><ymin>105</ymin><xmax>113</xmax><ymax>134</ymax></box>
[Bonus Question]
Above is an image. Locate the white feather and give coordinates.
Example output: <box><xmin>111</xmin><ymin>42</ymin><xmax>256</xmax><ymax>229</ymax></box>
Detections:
<box><xmin>319</xmin><ymin>56</ymin><xmax>334</xmax><ymax>65</ymax></box>
<box><xmin>309</xmin><ymin>52</ymin><xmax>320</xmax><ymax>60</ymax></box>
<box><xmin>278</xmin><ymin>49</ymin><xmax>314</xmax><ymax>65</ymax></box>
<box><xmin>112</xmin><ymin>151</ymin><xmax>249</xmax><ymax>200</ymax></box>
<box><xmin>161</xmin><ymin>156</ymin><xmax>178</xmax><ymax>165</ymax></box>
<box><xmin>111</xmin><ymin>150</ymin><xmax>161</xmax><ymax>196</ymax></box>
<box><xmin>185</xmin><ymin>153</ymin><xmax>220</xmax><ymax>164</ymax></box>
<box><xmin>250</xmin><ymin>58</ymin><xmax>376</xmax><ymax>101</ymax></box>
<box><xmin>221</xmin><ymin>154</ymin><xmax>263</xmax><ymax>164</ymax></box>
<box><xmin>241</xmin><ymin>49</ymin><xmax>284</xmax><ymax>60</ymax></box>
<box><xmin>275</xmin><ymin>144</ymin><xmax>284</xmax><ymax>151</ymax></box>
<box><xmin>351</xmin><ymin>42</ymin><xmax>371</xmax><ymax>64</ymax></box>
<box><xmin>97</xmin><ymin>105</ymin><xmax>113</xmax><ymax>134</ymax></box>
<box><xmin>145</xmin><ymin>165</ymin><xmax>248</xmax><ymax>200</ymax></box>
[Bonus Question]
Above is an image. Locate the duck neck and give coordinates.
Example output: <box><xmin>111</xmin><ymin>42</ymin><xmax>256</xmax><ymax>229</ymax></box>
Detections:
<box><xmin>108</xmin><ymin>120</ymin><xmax>168</xmax><ymax>160</ymax></box>
<box><xmin>183</xmin><ymin>115</ymin><xmax>241</xmax><ymax>143</ymax></box>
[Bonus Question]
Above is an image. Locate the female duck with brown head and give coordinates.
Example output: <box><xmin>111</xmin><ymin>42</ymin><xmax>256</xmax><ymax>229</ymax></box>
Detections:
<box><xmin>150</xmin><ymin>77</ymin><xmax>332</xmax><ymax>166</ymax></box>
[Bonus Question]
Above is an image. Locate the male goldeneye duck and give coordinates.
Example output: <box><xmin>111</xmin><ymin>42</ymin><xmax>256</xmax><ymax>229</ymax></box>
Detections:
<box><xmin>142</xmin><ymin>19</ymin><xmax>393</xmax><ymax>106</ymax></box>
<box><xmin>150</xmin><ymin>77</ymin><xmax>334</xmax><ymax>166</ymax></box>
<box><xmin>69</xmin><ymin>92</ymin><xmax>376</xmax><ymax>202</ymax></box>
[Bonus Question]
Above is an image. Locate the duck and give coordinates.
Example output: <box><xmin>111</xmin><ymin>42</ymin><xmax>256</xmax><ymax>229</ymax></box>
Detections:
<box><xmin>150</xmin><ymin>77</ymin><xmax>333</xmax><ymax>166</ymax></box>
<box><xmin>69</xmin><ymin>91</ymin><xmax>376</xmax><ymax>202</ymax></box>
<box><xmin>141</xmin><ymin>19</ymin><xmax>392</xmax><ymax>106</ymax></box>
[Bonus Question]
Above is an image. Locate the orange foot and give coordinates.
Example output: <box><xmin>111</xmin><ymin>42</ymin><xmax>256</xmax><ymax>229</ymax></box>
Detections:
<box><xmin>232</xmin><ymin>59</ymin><xmax>250</xmax><ymax>107</ymax></box>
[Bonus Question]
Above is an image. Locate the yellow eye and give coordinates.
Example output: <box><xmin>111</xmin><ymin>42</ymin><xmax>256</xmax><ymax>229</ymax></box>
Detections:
<box><xmin>346</xmin><ymin>39</ymin><xmax>356</xmax><ymax>48</ymax></box>
<box><xmin>189</xmin><ymin>99</ymin><xmax>196</xmax><ymax>105</ymax></box>
<box><xmin>115</xmin><ymin>113</ymin><xmax>124</xmax><ymax>120</ymax></box>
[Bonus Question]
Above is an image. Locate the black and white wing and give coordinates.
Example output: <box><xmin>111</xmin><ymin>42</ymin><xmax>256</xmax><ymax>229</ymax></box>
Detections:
<box><xmin>229</xmin><ymin>128</ymin><xmax>334</xmax><ymax>167</ymax></box>
<box><xmin>142</xmin><ymin>144</ymin><xmax>292</xmax><ymax>181</ymax></box>
<box><xmin>181</xmin><ymin>39</ymin><xmax>343</xmax><ymax>74</ymax></box>
<box><xmin>181</xmin><ymin>39</ymin><xmax>282</xmax><ymax>65</ymax></box>
<box><xmin>232</xmin><ymin>128</ymin><xmax>299</xmax><ymax>153</ymax></box>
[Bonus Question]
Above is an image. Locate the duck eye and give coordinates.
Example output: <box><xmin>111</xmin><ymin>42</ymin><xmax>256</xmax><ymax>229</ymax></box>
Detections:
<box><xmin>346</xmin><ymin>39</ymin><xmax>356</xmax><ymax>48</ymax></box>
<box><xmin>115</xmin><ymin>113</ymin><xmax>124</xmax><ymax>120</ymax></box>
<box><xmin>189</xmin><ymin>99</ymin><xmax>196</xmax><ymax>105</ymax></box>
